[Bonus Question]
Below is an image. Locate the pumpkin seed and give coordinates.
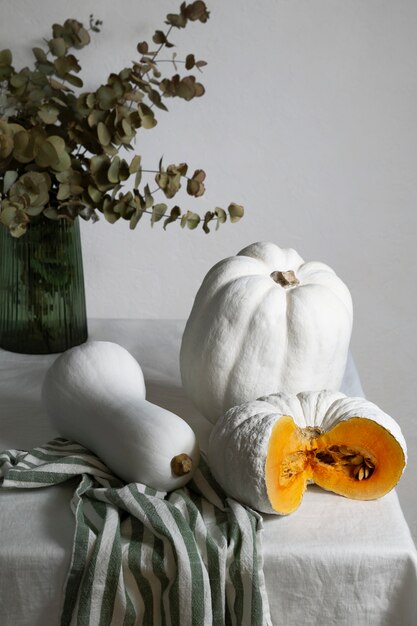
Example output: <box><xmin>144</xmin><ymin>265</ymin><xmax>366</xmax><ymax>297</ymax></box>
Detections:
<box><xmin>356</xmin><ymin>466</ymin><xmax>365</xmax><ymax>481</ymax></box>
<box><xmin>316</xmin><ymin>444</ymin><xmax>375</xmax><ymax>481</ymax></box>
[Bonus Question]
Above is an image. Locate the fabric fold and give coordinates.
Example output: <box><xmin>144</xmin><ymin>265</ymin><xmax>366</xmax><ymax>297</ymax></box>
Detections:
<box><xmin>0</xmin><ymin>439</ymin><xmax>271</xmax><ymax>626</ymax></box>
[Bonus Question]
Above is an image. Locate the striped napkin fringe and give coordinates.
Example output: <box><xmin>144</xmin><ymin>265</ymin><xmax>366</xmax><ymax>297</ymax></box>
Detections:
<box><xmin>0</xmin><ymin>439</ymin><xmax>271</xmax><ymax>626</ymax></box>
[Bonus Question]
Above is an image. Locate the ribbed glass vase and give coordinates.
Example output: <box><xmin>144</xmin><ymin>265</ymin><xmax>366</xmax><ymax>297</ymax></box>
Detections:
<box><xmin>0</xmin><ymin>217</ymin><xmax>88</xmax><ymax>354</ymax></box>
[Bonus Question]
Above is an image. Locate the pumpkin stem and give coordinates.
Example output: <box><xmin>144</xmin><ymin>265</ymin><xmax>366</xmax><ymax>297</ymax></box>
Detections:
<box><xmin>171</xmin><ymin>453</ymin><xmax>193</xmax><ymax>476</ymax></box>
<box><xmin>270</xmin><ymin>270</ymin><xmax>299</xmax><ymax>288</ymax></box>
<box><xmin>300</xmin><ymin>426</ymin><xmax>324</xmax><ymax>442</ymax></box>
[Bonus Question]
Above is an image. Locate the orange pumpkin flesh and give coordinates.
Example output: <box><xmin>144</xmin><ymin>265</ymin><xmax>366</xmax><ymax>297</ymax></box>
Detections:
<box><xmin>265</xmin><ymin>416</ymin><xmax>406</xmax><ymax>515</ymax></box>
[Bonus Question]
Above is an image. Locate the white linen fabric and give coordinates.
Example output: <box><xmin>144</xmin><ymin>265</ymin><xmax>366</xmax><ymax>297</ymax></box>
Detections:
<box><xmin>0</xmin><ymin>319</ymin><xmax>416</xmax><ymax>626</ymax></box>
<box><xmin>0</xmin><ymin>442</ymin><xmax>271</xmax><ymax>626</ymax></box>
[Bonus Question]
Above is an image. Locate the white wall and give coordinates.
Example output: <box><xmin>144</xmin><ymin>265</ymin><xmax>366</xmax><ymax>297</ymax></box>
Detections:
<box><xmin>3</xmin><ymin>0</ymin><xmax>417</xmax><ymax>541</ymax></box>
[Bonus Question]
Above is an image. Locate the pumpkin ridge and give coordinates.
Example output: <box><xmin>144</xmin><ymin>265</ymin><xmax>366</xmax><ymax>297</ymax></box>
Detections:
<box><xmin>219</xmin><ymin>279</ymin><xmax>282</xmax><ymax>415</ymax></box>
<box><xmin>297</xmin><ymin>262</ymin><xmax>353</xmax><ymax>317</ymax></box>
<box><xmin>237</xmin><ymin>242</ymin><xmax>304</xmax><ymax>272</ymax></box>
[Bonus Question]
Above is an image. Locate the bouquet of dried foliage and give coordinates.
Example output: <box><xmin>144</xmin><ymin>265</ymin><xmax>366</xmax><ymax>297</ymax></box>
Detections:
<box><xmin>0</xmin><ymin>1</ymin><xmax>243</xmax><ymax>238</ymax></box>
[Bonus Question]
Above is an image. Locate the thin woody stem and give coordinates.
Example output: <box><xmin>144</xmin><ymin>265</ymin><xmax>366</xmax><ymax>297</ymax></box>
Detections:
<box><xmin>150</xmin><ymin>26</ymin><xmax>173</xmax><ymax>63</ymax></box>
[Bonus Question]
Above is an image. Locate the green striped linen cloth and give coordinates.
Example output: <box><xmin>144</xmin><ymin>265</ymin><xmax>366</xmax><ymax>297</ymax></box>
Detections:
<box><xmin>0</xmin><ymin>438</ymin><xmax>272</xmax><ymax>626</ymax></box>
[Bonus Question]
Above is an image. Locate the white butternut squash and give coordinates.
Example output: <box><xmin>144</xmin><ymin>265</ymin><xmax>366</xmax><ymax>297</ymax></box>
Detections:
<box><xmin>42</xmin><ymin>341</ymin><xmax>199</xmax><ymax>491</ymax></box>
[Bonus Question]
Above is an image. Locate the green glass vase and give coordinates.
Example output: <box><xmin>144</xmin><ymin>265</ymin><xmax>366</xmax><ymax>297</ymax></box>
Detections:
<box><xmin>0</xmin><ymin>218</ymin><xmax>88</xmax><ymax>354</ymax></box>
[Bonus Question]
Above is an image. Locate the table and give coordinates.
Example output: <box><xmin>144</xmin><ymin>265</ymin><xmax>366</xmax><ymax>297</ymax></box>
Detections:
<box><xmin>1</xmin><ymin>319</ymin><xmax>416</xmax><ymax>626</ymax></box>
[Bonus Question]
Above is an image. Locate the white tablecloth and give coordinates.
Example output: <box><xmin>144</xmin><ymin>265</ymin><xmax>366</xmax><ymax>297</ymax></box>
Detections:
<box><xmin>0</xmin><ymin>319</ymin><xmax>416</xmax><ymax>626</ymax></box>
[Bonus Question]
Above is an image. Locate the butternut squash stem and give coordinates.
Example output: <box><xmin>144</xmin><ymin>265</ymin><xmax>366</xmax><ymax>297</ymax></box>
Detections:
<box><xmin>171</xmin><ymin>453</ymin><xmax>193</xmax><ymax>476</ymax></box>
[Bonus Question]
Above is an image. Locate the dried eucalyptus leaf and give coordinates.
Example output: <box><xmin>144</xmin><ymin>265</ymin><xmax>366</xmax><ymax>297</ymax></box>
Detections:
<box><xmin>38</xmin><ymin>105</ymin><xmax>59</xmax><ymax>124</ymax></box>
<box><xmin>165</xmin><ymin>13</ymin><xmax>187</xmax><ymax>28</ymax></box>
<box><xmin>138</xmin><ymin>103</ymin><xmax>157</xmax><ymax>129</ymax></box>
<box><xmin>120</xmin><ymin>118</ymin><xmax>131</xmax><ymax>136</ymax></box>
<box><xmin>48</xmin><ymin>77</ymin><xmax>68</xmax><ymax>91</ymax></box>
<box><xmin>87</xmin><ymin>185</ymin><xmax>102</xmax><ymax>203</ymax></box>
<box><xmin>214</xmin><ymin>207</ymin><xmax>226</xmax><ymax>229</ymax></box>
<box><xmin>3</xmin><ymin>171</ymin><xmax>18</xmax><ymax>194</ymax></box>
<box><xmin>177</xmin><ymin>163</ymin><xmax>188</xmax><ymax>176</ymax></box>
<box><xmin>10</xmin><ymin>74</ymin><xmax>27</xmax><ymax>89</ymax></box>
<box><xmin>102</xmin><ymin>198</ymin><xmax>119</xmax><ymax>223</ymax></box>
<box><xmin>13</xmin><ymin>130</ymin><xmax>36</xmax><ymax>163</ymax></box>
<box><xmin>134</xmin><ymin>167</ymin><xmax>142</xmax><ymax>188</ymax></box>
<box><xmin>185</xmin><ymin>1</ymin><xmax>210</xmax><ymax>23</ymax></box>
<box><xmin>187</xmin><ymin>169</ymin><xmax>205</xmax><ymax>197</ymax></box>
<box><xmin>151</xmin><ymin>203</ymin><xmax>167</xmax><ymax>225</ymax></box>
<box><xmin>46</xmin><ymin>136</ymin><xmax>71</xmax><ymax>171</ymax></box>
<box><xmin>125</xmin><ymin>89</ymin><xmax>143</xmax><ymax>104</ymax></box>
<box><xmin>49</xmin><ymin>37</ymin><xmax>67</xmax><ymax>57</ymax></box>
<box><xmin>97</xmin><ymin>121</ymin><xmax>111</xmax><ymax>146</ymax></box>
<box><xmin>108</xmin><ymin>184</ymin><xmax>120</xmax><ymax>201</ymax></box>
<box><xmin>43</xmin><ymin>207</ymin><xmax>60</xmax><ymax>220</ymax></box>
<box><xmin>86</xmin><ymin>93</ymin><xmax>96</xmax><ymax>108</ymax></box>
<box><xmin>74</xmin><ymin>20</ymin><xmax>90</xmax><ymax>49</ymax></box>
<box><xmin>185</xmin><ymin>54</ymin><xmax>195</xmax><ymax>70</ymax></box>
<box><xmin>176</xmin><ymin>79</ymin><xmax>195</xmax><ymax>101</ymax></box>
<box><xmin>0</xmin><ymin>134</ymin><xmax>14</xmax><ymax>160</ymax></box>
<box><xmin>192</xmin><ymin>169</ymin><xmax>205</xmax><ymax>182</ymax></box>
<box><xmin>186</xmin><ymin>210</ymin><xmax>200</xmax><ymax>229</ymax></box>
<box><xmin>193</xmin><ymin>82</ymin><xmax>205</xmax><ymax>97</ymax></box>
<box><xmin>149</xmin><ymin>89</ymin><xmax>162</xmax><ymax>107</ymax></box>
<box><xmin>38</xmin><ymin>61</ymin><xmax>55</xmax><ymax>76</ymax></box>
<box><xmin>163</xmin><ymin>205</ymin><xmax>181</xmax><ymax>229</ymax></box>
<box><xmin>90</xmin><ymin>154</ymin><xmax>110</xmax><ymax>175</ymax></box>
<box><xmin>107</xmin><ymin>156</ymin><xmax>121</xmax><ymax>183</ymax></box>
<box><xmin>129</xmin><ymin>155</ymin><xmax>141</xmax><ymax>174</ymax></box>
<box><xmin>57</xmin><ymin>182</ymin><xmax>71</xmax><ymax>200</ymax></box>
<box><xmin>53</xmin><ymin>56</ymin><xmax>71</xmax><ymax>78</ymax></box>
<box><xmin>119</xmin><ymin>159</ymin><xmax>130</xmax><ymax>181</ymax></box>
<box><xmin>32</xmin><ymin>47</ymin><xmax>47</xmax><ymax>63</ymax></box>
<box><xmin>134</xmin><ymin>192</ymin><xmax>145</xmax><ymax>211</ymax></box>
<box><xmin>153</xmin><ymin>30</ymin><xmax>167</xmax><ymax>45</ymax></box>
<box><xmin>25</xmin><ymin>204</ymin><xmax>47</xmax><ymax>216</ymax></box>
<box><xmin>96</xmin><ymin>85</ymin><xmax>118</xmax><ymax>110</ymax></box>
<box><xmin>129</xmin><ymin>208</ymin><xmax>144</xmax><ymax>230</ymax></box>
<box><xmin>65</xmin><ymin>73</ymin><xmax>83</xmax><ymax>88</ymax></box>
<box><xmin>56</xmin><ymin>150</ymin><xmax>71</xmax><ymax>172</ymax></box>
<box><xmin>228</xmin><ymin>202</ymin><xmax>244</xmax><ymax>222</ymax></box>
<box><xmin>28</xmin><ymin>88</ymin><xmax>46</xmax><ymax>103</ymax></box>
<box><xmin>113</xmin><ymin>201</ymin><xmax>127</xmax><ymax>216</ymax></box>
<box><xmin>10</xmin><ymin>171</ymin><xmax>51</xmax><ymax>208</ymax></box>
<box><xmin>88</xmin><ymin>110</ymin><xmax>105</xmax><ymax>128</ymax></box>
<box><xmin>144</xmin><ymin>183</ymin><xmax>153</xmax><ymax>208</ymax></box>
<box><xmin>202</xmin><ymin>210</ymin><xmax>214</xmax><ymax>233</ymax></box>
<box><xmin>137</xmin><ymin>41</ymin><xmax>149</xmax><ymax>54</ymax></box>
<box><xmin>0</xmin><ymin>201</ymin><xmax>29</xmax><ymax>237</ymax></box>
<box><xmin>0</xmin><ymin>49</ymin><xmax>12</xmax><ymax>66</ymax></box>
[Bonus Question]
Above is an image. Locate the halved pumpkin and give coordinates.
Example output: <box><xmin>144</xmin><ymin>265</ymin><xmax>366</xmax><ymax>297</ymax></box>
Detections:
<box><xmin>208</xmin><ymin>391</ymin><xmax>407</xmax><ymax>515</ymax></box>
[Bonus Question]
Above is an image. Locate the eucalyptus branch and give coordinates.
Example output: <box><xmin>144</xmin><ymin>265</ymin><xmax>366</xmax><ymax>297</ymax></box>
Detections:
<box><xmin>151</xmin><ymin>25</ymin><xmax>173</xmax><ymax>63</ymax></box>
<box><xmin>0</xmin><ymin>2</ymin><xmax>243</xmax><ymax>239</ymax></box>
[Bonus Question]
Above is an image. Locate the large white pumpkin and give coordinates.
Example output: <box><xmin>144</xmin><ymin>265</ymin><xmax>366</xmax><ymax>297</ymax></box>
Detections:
<box><xmin>180</xmin><ymin>242</ymin><xmax>353</xmax><ymax>422</ymax></box>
